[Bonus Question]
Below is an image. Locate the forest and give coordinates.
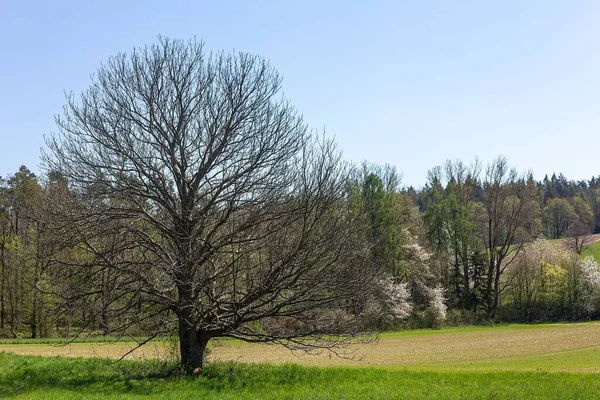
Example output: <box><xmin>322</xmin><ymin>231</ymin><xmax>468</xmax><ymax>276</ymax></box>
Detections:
<box><xmin>2</xmin><ymin>159</ymin><xmax>599</xmax><ymax>340</ymax></box>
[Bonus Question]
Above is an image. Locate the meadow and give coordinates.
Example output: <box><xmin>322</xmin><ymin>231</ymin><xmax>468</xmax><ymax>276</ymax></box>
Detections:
<box><xmin>2</xmin><ymin>322</ymin><xmax>600</xmax><ymax>399</ymax></box>
<box><xmin>582</xmin><ymin>239</ymin><xmax>600</xmax><ymax>262</ymax></box>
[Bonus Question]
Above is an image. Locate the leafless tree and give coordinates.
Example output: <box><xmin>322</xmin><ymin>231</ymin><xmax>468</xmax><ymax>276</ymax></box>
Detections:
<box><xmin>482</xmin><ymin>157</ymin><xmax>539</xmax><ymax>318</ymax></box>
<box><xmin>567</xmin><ymin>222</ymin><xmax>593</xmax><ymax>254</ymax></box>
<box><xmin>567</xmin><ymin>197</ymin><xmax>595</xmax><ymax>254</ymax></box>
<box><xmin>43</xmin><ymin>38</ymin><xmax>377</xmax><ymax>370</ymax></box>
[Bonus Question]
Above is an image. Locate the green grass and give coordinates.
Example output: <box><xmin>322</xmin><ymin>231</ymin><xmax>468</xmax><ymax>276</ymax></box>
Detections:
<box><xmin>3</xmin><ymin>323</ymin><xmax>600</xmax><ymax>399</ymax></box>
<box><xmin>582</xmin><ymin>240</ymin><xmax>600</xmax><ymax>262</ymax></box>
<box><xmin>1</xmin><ymin>352</ymin><xmax>600</xmax><ymax>399</ymax></box>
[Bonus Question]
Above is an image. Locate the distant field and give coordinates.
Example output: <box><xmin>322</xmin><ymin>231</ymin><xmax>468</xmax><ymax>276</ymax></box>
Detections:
<box><xmin>3</xmin><ymin>322</ymin><xmax>600</xmax><ymax>371</ymax></box>
<box><xmin>582</xmin><ymin>238</ymin><xmax>600</xmax><ymax>261</ymax></box>
<box><xmin>3</xmin><ymin>323</ymin><xmax>600</xmax><ymax>399</ymax></box>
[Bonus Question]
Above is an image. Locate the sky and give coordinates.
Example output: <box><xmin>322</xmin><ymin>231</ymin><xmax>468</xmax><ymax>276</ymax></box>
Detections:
<box><xmin>1</xmin><ymin>0</ymin><xmax>600</xmax><ymax>188</ymax></box>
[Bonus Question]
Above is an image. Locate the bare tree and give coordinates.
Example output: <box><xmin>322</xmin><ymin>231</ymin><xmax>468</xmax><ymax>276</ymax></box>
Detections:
<box><xmin>43</xmin><ymin>38</ymin><xmax>376</xmax><ymax>370</ymax></box>
<box><xmin>567</xmin><ymin>222</ymin><xmax>593</xmax><ymax>254</ymax></box>
<box><xmin>482</xmin><ymin>157</ymin><xmax>539</xmax><ymax>319</ymax></box>
<box><xmin>567</xmin><ymin>197</ymin><xmax>595</xmax><ymax>254</ymax></box>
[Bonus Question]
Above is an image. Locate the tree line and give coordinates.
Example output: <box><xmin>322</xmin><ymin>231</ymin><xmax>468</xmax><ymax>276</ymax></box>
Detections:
<box><xmin>410</xmin><ymin>159</ymin><xmax>600</xmax><ymax>322</ymax></box>
<box><xmin>2</xmin><ymin>160</ymin><xmax>598</xmax><ymax>336</ymax></box>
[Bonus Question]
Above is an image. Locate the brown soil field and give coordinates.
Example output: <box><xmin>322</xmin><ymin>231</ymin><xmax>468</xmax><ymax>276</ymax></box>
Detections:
<box><xmin>2</xmin><ymin>322</ymin><xmax>600</xmax><ymax>370</ymax></box>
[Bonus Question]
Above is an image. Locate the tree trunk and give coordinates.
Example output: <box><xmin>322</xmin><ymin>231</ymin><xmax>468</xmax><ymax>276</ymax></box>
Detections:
<box><xmin>178</xmin><ymin>317</ymin><xmax>210</xmax><ymax>370</ymax></box>
<box><xmin>99</xmin><ymin>310</ymin><xmax>108</xmax><ymax>334</ymax></box>
<box><xmin>461</xmin><ymin>245</ymin><xmax>471</xmax><ymax>310</ymax></box>
<box><xmin>31</xmin><ymin>237</ymin><xmax>41</xmax><ymax>339</ymax></box>
<box><xmin>486</xmin><ymin>255</ymin><xmax>495</xmax><ymax>319</ymax></box>
<box><xmin>0</xmin><ymin>241</ymin><xmax>6</xmax><ymax>329</ymax></box>
<box><xmin>453</xmin><ymin>246</ymin><xmax>461</xmax><ymax>302</ymax></box>
<box><xmin>492</xmin><ymin>260</ymin><xmax>502</xmax><ymax>319</ymax></box>
<box><xmin>462</xmin><ymin>263</ymin><xmax>471</xmax><ymax>310</ymax></box>
<box><xmin>177</xmin><ymin>273</ymin><xmax>210</xmax><ymax>370</ymax></box>
<box><xmin>485</xmin><ymin>218</ymin><xmax>494</xmax><ymax>319</ymax></box>
<box><xmin>99</xmin><ymin>269</ymin><xmax>109</xmax><ymax>334</ymax></box>
<box><xmin>31</xmin><ymin>287</ymin><xmax>37</xmax><ymax>338</ymax></box>
<box><xmin>11</xmin><ymin>258</ymin><xmax>21</xmax><ymax>336</ymax></box>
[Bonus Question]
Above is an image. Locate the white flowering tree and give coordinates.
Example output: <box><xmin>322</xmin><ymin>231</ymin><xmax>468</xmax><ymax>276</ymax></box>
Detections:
<box><xmin>362</xmin><ymin>275</ymin><xmax>412</xmax><ymax>328</ymax></box>
<box><xmin>507</xmin><ymin>238</ymin><xmax>600</xmax><ymax>320</ymax></box>
<box><xmin>400</xmin><ymin>230</ymin><xmax>448</xmax><ymax>326</ymax></box>
<box><xmin>577</xmin><ymin>256</ymin><xmax>600</xmax><ymax>313</ymax></box>
<box><xmin>425</xmin><ymin>285</ymin><xmax>448</xmax><ymax>327</ymax></box>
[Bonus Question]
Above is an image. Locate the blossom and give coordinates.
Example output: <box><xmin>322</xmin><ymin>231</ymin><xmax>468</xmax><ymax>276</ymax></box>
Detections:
<box><xmin>580</xmin><ymin>256</ymin><xmax>600</xmax><ymax>289</ymax></box>
<box><xmin>377</xmin><ymin>275</ymin><xmax>412</xmax><ymax>319</ymax></box>
<box><xmin>426</xmin><ymin>284</ymin><xmax>447</xmax><ymax>322</ymax></box>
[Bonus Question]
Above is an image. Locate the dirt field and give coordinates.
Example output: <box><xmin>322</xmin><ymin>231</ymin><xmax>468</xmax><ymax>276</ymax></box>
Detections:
<box><xmin>2</xmin><ymin>322</ymin><xmax>600</xmax><ymax>371</ymax></box>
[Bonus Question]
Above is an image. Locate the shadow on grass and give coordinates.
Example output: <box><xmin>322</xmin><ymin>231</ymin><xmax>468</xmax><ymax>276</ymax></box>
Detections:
<box><xmin>0</xmin><ymin>352</ymin><xmax>322</xmax><ymax>398</ymax></box>
<box><xmin>0</xmin><ymin>352</ymin><xmax>194</xmax><ymax>397</ymax></box>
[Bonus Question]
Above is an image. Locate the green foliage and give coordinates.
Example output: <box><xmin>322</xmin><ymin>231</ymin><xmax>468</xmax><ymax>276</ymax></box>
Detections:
<box><xmin>422</xmin><ymin>174</ymin><xmax>448</xmax><ymax>252</ymax></box>
<box><xmin>1</xmin><ymin>352</ymin><xmax>600</xmax><ymax>399</ymax></box>
<box><xmin>1</xmin><ymin>156</ymin><xmax>599</xmax><ymax>350</ymax></box>
<box><xmin>503</xmin><ymin>240</ymin><xmax>572</xmax><ymax>321</ymax></box>
<box><xmin>422</xmin><ymin>161</ymin><xmax>484</xmax><ymax>311</ymax></box>
<box><xmin>361</xmin><ymin>173</ymin><xmax>402</xmax><ymax>275</ymax></box>
<box><xmin>572</xmin><ymin>197</ymin><xmax>595</xmax><ymax>230</ymax></box>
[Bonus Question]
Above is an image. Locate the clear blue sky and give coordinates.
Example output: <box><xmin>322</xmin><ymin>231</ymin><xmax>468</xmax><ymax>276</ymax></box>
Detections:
<box><xmin>1</xmin><ymin>0</ymin><xmax>599</xmax><ymax>187</ymax></box>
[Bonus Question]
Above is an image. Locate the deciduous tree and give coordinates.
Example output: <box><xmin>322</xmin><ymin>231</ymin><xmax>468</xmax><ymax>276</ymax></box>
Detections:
<box><xmin>482</xmin><ymin>157</ymin><xmax>539</xmax><ymax>318</ymax></box>
<box><xmin>44</xmin><ymin>38</ymin><xmax>377</xmax><ymax>369</ymax></box>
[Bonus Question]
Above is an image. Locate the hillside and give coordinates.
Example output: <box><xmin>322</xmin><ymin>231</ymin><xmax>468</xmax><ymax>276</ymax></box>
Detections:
<box><xmin>581</xmin><ymin>236</ymin><xmax>600</xmax><ymax>261</ymax></box>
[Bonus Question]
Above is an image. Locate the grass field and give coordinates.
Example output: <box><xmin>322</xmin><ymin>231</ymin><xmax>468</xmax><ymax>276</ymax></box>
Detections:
<box><xmin>582</xmin><ymin>239</ymin><xmax>600</xmax><ymax>261</ymax></box>
<box><xmin>3</xmin><ymin>353</ymin><xmax>600</xmax><ymax>400</ymax></box>
<box><xmin>2</xmin><ymin>322</ymin><xmax>600</xmax><ymax>399</ymax></box>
